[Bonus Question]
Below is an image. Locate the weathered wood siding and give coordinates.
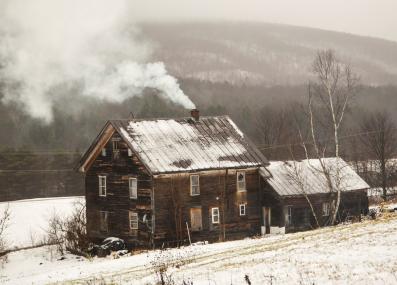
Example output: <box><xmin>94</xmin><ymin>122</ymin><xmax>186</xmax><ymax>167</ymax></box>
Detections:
<box><xmin>263</xmin><ymin>181</ymin><xmax>369</xmax><ymax>233</ymax></box>
<box><xmin>153</xmin><ymin>168</ymin><xmax>262</xmax><ymax>244</ymax></box>
<box><xmin>85</xmin><ymin>132</ymin><xmax>153</xmax><ymax>246</ymax></box>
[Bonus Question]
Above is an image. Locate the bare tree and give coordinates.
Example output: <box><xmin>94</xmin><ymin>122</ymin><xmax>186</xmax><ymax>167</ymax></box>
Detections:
<box><xmin>286</xmin><ymin>149</ymin><xmax>320</xmax><ymax>228</ymax></box>
<box><xmin>47</xmin><ymin>200</ymin><xmax>89</xmax><ymax>256</ymax></box>
<box><xmin>307</xmin><ymin>49</ymin><xmax>359</xmax><ymax>225</ymax></box>
<box><xmin>0</xmin><ymin>204</ymin><xmax>11</xmax><ymax>252</ymax></box>
<box><xmin>359</xmin><ymin>111</ymin><xmax>397</xmax><ymax>200</ymax></box>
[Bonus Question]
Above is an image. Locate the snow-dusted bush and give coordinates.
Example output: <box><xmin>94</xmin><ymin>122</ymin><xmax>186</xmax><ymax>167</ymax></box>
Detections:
<box><xmin>0</xmin><ymin>204</ymin><xmax>11</xmax><ymax>267</ymax></box>
<box><xmin>0</xmin><ymin>204</ymin><xmax>10</xmax><ymax>252</ymax></box>
<box><xmin>47</xmin><ymin>201</ymin><xmax>90</xmax><ymax>256</ymax></box>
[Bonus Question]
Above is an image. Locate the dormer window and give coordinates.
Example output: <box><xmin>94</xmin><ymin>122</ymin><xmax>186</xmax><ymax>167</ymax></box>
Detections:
<box><xmin>237</xmin><ymin>171</ymin><xmax>246</xmax><ymax>192</ymax></box>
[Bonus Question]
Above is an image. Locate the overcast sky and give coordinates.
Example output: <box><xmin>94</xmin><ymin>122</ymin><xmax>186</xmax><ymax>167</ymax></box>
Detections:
<box><xmin>130</xmin><ymin>0</ymin><xmax>397</xmax><ymax>42</ymax></box>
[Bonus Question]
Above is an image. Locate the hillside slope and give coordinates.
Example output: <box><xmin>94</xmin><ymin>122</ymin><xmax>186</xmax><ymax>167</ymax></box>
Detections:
<box><xmin>2</xmin><ymin>214</ymin><xmax>397</xmax><ymax>284</ymax></box>
<box><xmin>141</xmin><ymin>22</ymin><xmax>397</xmax><ymax>86</ymax></box>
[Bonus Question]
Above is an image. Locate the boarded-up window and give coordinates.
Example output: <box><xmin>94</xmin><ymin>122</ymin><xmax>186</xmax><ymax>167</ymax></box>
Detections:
<box><xmin>129</xmin><ymin>211</ymin><xmax>138</xmax><ymax>230</ymax></box>
<box><xmin>190</xmin><ymin>207</ymin><xmax>202</xmax><ymax>231</ymax></box>
<box><xmin>98</xmin><ymin>176</ymin><xmax>106</xmax><ymax>197</ymax></box>
<box><xmin>190</xmin><ymin>175</ymin><xmax>200</xmax><ymax>196</ymax></box>
<box><xmin>211</xmin><ymin>207</ymin><xmax>220</xmax><ymax>224</ymax></box>
<box><xmin>99</xmin><ymin>211</ymin><xmax>108</xmax><ymax>232</ymax></box>
<box><xmin>237</xmin><ymin>171</ymin><xmax>246</xmax><ymax>191</ymax></box>
<box><xmin>129</xmin><ymin>178</ymin><xmax>137</xmax><ymax>199</ymax></box>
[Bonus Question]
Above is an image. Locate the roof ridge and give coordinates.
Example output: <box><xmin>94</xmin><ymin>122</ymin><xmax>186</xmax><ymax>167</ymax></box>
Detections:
<box><xmin>109</xmin><ymin>114</ymin><xmax>230</xmax><ymax>123</ymax></box>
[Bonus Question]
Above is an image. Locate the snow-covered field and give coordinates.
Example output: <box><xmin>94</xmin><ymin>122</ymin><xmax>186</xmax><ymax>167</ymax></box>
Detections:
<box><xmin>0</xmin><ymin>196</ymin><xmax>83</xmax><ymax>250</ymax></box>
<box><xmin>2</xmin><ymin>213</ymin><xmax>397</xmax><ymax>284</ymax></box>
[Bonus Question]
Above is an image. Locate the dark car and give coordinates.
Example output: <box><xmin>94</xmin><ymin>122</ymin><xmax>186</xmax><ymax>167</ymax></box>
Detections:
<box><xmin>89</xmin><ymin>237</ymin><xmax>126</xmax><ymax>257</ymax></box>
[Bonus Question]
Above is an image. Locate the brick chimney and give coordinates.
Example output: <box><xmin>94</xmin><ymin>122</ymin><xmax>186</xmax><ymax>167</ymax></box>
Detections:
<box><xmin>190</xmin><ymin>109</ymin><xmax>200</xmax><ymax>121</ymax></box>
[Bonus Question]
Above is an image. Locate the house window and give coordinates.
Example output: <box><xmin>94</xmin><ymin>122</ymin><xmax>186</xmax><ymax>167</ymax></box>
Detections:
<box><xmin>101</xmin><ymin>148</ymin><xmax>106</xmax><ymax>156</ymax></box>
<box><xmin>129</xmin><ymin>177</ymin><xmax>137</xmax><ymax>199</ymax></box>
<box><xmin>129</xmin><ymin>211</ymin><xmax>138</xmax><ymax>230</ymax></box>
<box><xmin>286</xmin><ymin>206</ymin><xmax>292</xmax><ymax>226</ymax></box>
<box><xmin>323</xmin><ymin>202</ymin><xmax>330</xmax><ymax>216</ymax></box>
<box><xmin>112</xmin><ymin>139</ymin><xmax>120</xmax><ymax>159</ymax></box>
<box><xmin>237</xmin><ymin>171</ymin><xmax>246</xmax><ymax>192</ymax></box>
<box><xmin>127</xmin><ymin>148</ymin><xmax>133</xmax><ymax>157</ymax></box>
<box><xmin>112</xmin><ymin>140</ymin><xmax>119</xmax><ymax>152</ymax></box>
<box><xmin>190</xmin><ymin>175</ymin><xmax>200</xmax><ymax>196</ymax></box>
<box><xmin>98</xmin><ymin>176</ymin><xmax>106</xmax><ymax>197</ymax></box>
<box><xmin>239</xmin><ymin>204</ymin><xmax>246</xmax><ymax>216</ymax></box>
<box><xmin>190</xmin><ymin>207</ymin><xmax>202</xmax><ymax>231</ymax></box>
<box><xmin>211</xmin><ymin>207</ymin><xmax>220</xmax><ymax>224</ymax></box>
<box><xmin>99</xmin><ymin>211</ymin><xmax>108</xmax><ymax>232</ymax></box>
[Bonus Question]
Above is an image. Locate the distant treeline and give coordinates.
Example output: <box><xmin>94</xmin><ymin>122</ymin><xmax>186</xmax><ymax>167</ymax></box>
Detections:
<box><xmin>0</xmin><ymin>80</ymin><xmax>396</xmax><ymax>201</ymax></box>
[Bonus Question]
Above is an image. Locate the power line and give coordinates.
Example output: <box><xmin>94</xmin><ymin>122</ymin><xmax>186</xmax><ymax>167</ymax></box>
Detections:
<box><xmin>0</xmin><ymin>151</ymin><xmax>82</xmax><ymax>155</ymax></box>
<box><xmin>0</xmin><ymin>169</ymin><xmax>75</xmax><ymax>173</ymax></box>
<box><xmin>256</xmin><ymin>128</ymin><xmax>397</xmax><ymax>151</ymax></box>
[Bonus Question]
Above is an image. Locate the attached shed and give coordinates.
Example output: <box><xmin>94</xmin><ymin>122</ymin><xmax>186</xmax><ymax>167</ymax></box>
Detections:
<box><xmin>261</xmin><ymin>158</ymin><xmax>369</xmax><ymax>233</ymax></box>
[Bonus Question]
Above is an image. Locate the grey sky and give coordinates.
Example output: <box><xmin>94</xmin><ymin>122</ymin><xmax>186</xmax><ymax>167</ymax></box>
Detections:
<box><xmin>130</xmin><ymin>0</ymin><xmax>397</xmax><ymax>42</ymax></box>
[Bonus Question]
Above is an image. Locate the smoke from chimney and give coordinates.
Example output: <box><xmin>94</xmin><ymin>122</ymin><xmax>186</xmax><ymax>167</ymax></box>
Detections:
<box><xmin>0</xmin><ymin>0</ymin><xmax>195</xmax><ymax>123</ymax></box>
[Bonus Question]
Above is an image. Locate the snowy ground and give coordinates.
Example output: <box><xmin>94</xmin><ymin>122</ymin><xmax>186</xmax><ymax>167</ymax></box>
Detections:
<box><xmin>2</xmin><ymin>214</ymin><xmax>397</xmax><ymax>285</ymax></box>
<box><xmin>0</xmin><ymin>196</ymin><xmax>83</xmax><ymax>250</ymax></box>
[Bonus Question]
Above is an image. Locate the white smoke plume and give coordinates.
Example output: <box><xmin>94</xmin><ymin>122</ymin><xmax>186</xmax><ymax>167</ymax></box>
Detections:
<box><xmin>0</xmin><ymin>0</ymin><xmax>195</xmax><ymax>123</ymax></box>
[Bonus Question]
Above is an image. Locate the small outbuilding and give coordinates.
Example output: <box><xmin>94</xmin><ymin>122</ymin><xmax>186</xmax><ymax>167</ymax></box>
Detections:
<box><xmin>260</xmin><ymin>157</ymin><xmax>369</xmax><ymax>233</ymax></box>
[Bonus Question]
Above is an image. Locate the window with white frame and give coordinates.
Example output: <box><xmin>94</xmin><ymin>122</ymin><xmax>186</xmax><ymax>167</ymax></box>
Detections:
<box><xmin>129</xmin><ymin>211</ymin><xmax>138</xmax><ymax>230</ymax></box>
<box><xmin>237</xmin><ymin>171</ymin><xmax>246</xmax><ymax>191</ymax></box>
<box><xmin>99</xmin><ymin>211</ymin><xmax>108</xmax><ymax>232</ymax></box>
<box><xmin>127</xmin><ymin>148</ymin><xmax>133</xmax><ymax>157</ymax></box>
<box><xmin>211</xmin><ymin>207</ymin><xmax>220</xmax><ymax>224</ymax></box>
<box><xmin>129</xmin><ymin>177</ymin><xmax>137</xmax><ymax>199</ymax></box>
<box><xmin>239</xmin><ymin>203</ymin><xmax>246</xmax><ymax>216</ymax></box>
<box><xmin>98</xmin><ymin>176</ymin><xmax>106</xmax><ymax>196</ymax></box>
<box><xmin>322</xmin><ymin>202</ymin><xmax>330</xmax><ymax>216</ymax></box>
<box><xmin>190</xmin><ymin>175</ymin><xmax>200</xmax><ymax>196</ymax></box>
<box><xmin>101</xmin><ymin>148</ymin><xmax>106</xmax><ymax>156</ymax></box>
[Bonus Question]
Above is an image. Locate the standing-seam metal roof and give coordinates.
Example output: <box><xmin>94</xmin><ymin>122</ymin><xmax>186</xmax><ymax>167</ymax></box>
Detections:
<box><xmin>111</xmin><ymin>116</ymin><xmax>268</xmax><ymax>174</ymax></box>
<box><xmin>263</xmin><ymin>157</ymin><xmax>370</xmax><ymax>197</ymax></box>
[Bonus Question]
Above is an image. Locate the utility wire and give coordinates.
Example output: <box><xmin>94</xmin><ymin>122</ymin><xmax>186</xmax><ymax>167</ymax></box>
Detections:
<box><xmin>256</xmin><ymin>128</ymin><xmax>397</xmax><ymax>151</ymax></box>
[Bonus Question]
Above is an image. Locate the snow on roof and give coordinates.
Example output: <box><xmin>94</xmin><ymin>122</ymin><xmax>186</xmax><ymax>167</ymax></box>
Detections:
<box><xmin>264</xmin><ymin>157</ymin><xmax>370</xmax><ymax>197</ymax></box>
<box><xmin>112</xmin><ymin>116</ymin><xmax>267</xmax><ymax>174</ymax></box>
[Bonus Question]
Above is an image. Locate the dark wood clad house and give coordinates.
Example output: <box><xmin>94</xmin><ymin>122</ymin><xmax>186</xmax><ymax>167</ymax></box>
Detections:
<box><xmin>260</xmin><ymin>158</ymin><xmax>369</xmax><ymax>233</ymax></box>
<box><xmin>78</xmin><ymin>110</ymin><xmax>269</xmax><ymax>248</ymax></box>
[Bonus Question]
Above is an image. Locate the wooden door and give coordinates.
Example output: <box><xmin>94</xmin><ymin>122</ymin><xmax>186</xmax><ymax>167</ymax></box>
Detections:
<box><xmin>262</xmin><ymin>207</ymin><xmax>271</xmax><ymax>234</ymax></box>
<box><xmin>190</xmin><ymin>207</ymin><xmax>202</xmax><ymax>231</ymax></box>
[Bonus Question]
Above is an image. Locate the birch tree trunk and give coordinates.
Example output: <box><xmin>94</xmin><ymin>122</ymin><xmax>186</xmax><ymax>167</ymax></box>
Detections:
<box><xmin>309</xmin><ymin>49</ymin><xmax>358</xmax><ymax>225</ymax></box>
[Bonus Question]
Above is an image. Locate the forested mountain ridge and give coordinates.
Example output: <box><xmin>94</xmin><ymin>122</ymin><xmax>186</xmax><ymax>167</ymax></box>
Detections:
<box><xmin>1</xmin><ymin>22</ymin><xmax>397</xmax><ymax>201</ymax></box>
<box><xmin>141</xmin><ymin>22</ymin><xmax>397</xmax><ymax>86</ymax></box>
